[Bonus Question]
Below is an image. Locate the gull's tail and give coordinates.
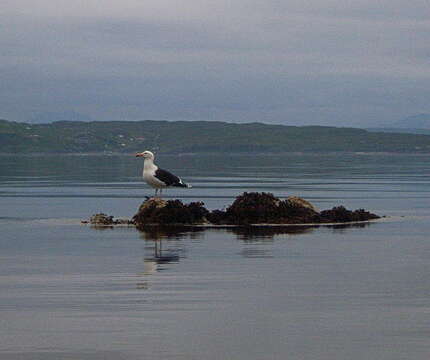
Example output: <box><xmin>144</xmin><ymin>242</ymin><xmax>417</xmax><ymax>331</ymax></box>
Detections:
<box><xmin>173</xmin><ymin>179</ymin><xmax>192</xmax><ymax>188</ymax></box>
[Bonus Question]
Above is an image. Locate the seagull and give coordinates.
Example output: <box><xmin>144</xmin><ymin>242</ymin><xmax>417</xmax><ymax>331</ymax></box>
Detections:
<box><xmin>135</xmin><ymin>150</ymin><xmax>191</xmax><ymax>197</ymax></box>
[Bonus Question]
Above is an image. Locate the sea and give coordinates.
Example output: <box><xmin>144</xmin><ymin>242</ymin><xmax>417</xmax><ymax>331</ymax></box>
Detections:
<box><xmin>1</xmin><ymin>152</ymin><xmax>429</xmax><ymax>360</ymax></box>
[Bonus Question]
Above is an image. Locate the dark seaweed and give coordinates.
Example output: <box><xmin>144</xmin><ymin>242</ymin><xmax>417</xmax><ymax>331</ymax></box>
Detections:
<box><xmin>107</xmin><ymin>192</ymin><xmax>380</xmax><ymax>228</ymax></box>
<box><xmin>133</xmin><ymin>199</ymin><xmax>209</xmax><ymax>227</ymax></box>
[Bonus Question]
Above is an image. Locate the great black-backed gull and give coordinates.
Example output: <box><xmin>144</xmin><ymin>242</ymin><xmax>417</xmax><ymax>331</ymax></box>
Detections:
<box><xmin>135</xmin><ymin>150</ymin><xmax>191</xmax><ymax>197</ymax></box>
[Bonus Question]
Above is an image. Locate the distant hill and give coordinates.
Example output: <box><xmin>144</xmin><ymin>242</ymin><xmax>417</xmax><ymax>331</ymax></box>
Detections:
<box><xmin>1</xmin><ymin>119</ymin><xmax>430</xmax><ymax>153</ymax></box>
<box><xmin>28</xmin><ymin>111</ymin><xmax>93</xmax><ymax>124</ymax></box>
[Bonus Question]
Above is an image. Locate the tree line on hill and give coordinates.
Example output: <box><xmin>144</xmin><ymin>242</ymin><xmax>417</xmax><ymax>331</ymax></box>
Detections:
<box><xmin>1</xmin><ymin>119</ymin><xmax>430</xmax><ymax>153</ymax></box>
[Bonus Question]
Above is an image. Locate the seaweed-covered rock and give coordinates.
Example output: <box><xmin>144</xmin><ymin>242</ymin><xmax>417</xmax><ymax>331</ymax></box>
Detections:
<box><xmin>224</xmin><ymin>192</ymin><xmax>280</xmax><ymax>224</ymax></box>
<box><xmin>206</xmin><ymin>209</ymin><xmax>229</xmax><ymax>225</ymax></box>
<box><xmin>86</xmin><ymin>192</ymin><xmax>380</xmax><ymax>228</ymax></box>
<box><xmin>277</xmin><ymin>198</ymin><xmax>320</xmax><ymax>224</ymax></box>
<box><xmin>206</xmin><ymin>192</ymin><xmax>322</xmax><ymax>225</ymax></box>
<box><xmin>133</xmin><ymin>198</ymin><xmax>209</xmax><ymax>227</ymax></box>
<box><xmin>286</xmin><ymin>196</ymin><xmax>319</xmax><ymax>212</ymax></box>
<box><xmin>134</xmin><ymin>197</ymin><xmax>167</xmax><ymax>219</ymax></box>
<box><xmin>319</xmin><ymin>206</ymin><xmax>379</xmax><ymax>223</ymax></box>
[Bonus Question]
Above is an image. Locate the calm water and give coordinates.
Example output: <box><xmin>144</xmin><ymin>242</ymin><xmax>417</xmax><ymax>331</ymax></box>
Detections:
<box><xmin>1</xmin><ymin>153</ymin><xmax>430</xmax><ymax>359</ymax></box>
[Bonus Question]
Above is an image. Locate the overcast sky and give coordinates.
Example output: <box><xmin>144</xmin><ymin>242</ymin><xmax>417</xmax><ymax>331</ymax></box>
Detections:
<box><xmin>1</xmin><ymin>0</ymin><xmax>429</xmax><ymax>126</ymax></box>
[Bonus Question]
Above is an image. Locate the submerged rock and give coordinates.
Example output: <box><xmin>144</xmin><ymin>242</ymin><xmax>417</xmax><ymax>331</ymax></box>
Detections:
<box><xmin>85</xmin><ymin>213</ymin><xmax>132</xmax><ymax>226</ymax></box>
<box><xmin>89</xmin><ymin>213</ymin><xmax>115</xmax><ymax>225</ymax></box>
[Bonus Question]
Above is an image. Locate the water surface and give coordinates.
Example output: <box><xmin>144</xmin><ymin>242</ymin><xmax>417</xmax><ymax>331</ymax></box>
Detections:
<box><xmin>1</xmin><ymin>153</ymin><xmax>430</xmax><ymax>359</ymax></box>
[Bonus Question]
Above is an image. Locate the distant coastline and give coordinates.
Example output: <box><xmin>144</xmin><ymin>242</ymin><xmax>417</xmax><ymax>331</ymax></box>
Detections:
<box><xmin>1</xmin><ymin>151</ymin><xmax>430</xmax><ymax>157</ymax></box>
<box><xmin>1</xmin><ymin>119</ymin><xmax>430</xmax><ymax>154</ymax></box>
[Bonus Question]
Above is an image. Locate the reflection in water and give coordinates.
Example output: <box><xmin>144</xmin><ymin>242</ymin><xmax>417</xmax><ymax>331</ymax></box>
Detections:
<box><xmin>327</xmin><ymin>222</ymin><xmax>372</xmax><ymax>233</ymax></box>
<box><xmin>1</xmin><ymin>154</ymin><xmax>428</xmax><ymax>360</ymax></box>
<box><xmin>230</xmin><ymin>226</ymin><xmax>314</xmax><ymax>259</ymax></box>
<box><xmin>135</xmin><ymin>222</ymin><xmax>376</xmax><ymax>287</ymax></box>
<box><xmin>230</xmin><ymin>222</ymin><xmax>375</xmax><ymax>240</ymax></box>
<box><xmin>137</xmin><ymin>239</ymin><xmax>181</xmax><ymax>289</ymax></box>
<box><xmin>138</xmin><ymin>226</ymin><xmax>204</xmax><ymax>242</ymax></box>
<box><xmin>137</xmin><ymin>227</ymin><xmax>200</xmax><ymax>289</ymax></box>
<box><xmin>89</xmin><ymin>224</ymin><xmax>115</xmax><ymax>230</ymax></box>
<box><xmin>138</xmin><ymin>222</ymin><xmax>374</xmax><ymax>244</ymax></box>
<box><xmin>239</xmin><ymin>247</ymin><xmax>274</xmax><ymax>259</ymax></box>
<box><xmin>228</xmin><ymin>225</ymin><xmax>314</xmax><ymax>241</ymax></box>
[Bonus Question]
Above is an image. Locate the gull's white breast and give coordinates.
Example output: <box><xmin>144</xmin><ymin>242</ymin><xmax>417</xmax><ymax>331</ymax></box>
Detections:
<box><xmin>143</xmin><ymin>166</ymin><xmax>167</xmax><ymax>189</ymax></box>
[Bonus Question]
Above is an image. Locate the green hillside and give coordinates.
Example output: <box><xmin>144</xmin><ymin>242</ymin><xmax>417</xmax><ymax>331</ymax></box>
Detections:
<box><xmin>1</xmin><ymin>119</ymin><xmax>430</xmax><ymax>153</ymax></box>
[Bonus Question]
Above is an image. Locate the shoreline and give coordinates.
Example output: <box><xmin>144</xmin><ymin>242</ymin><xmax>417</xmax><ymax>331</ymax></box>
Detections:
<box><xmin>1</xmin><ymin>151</ymin><xmax>430</xmax><ymax>157</ymax></box>
<box><xmin>83</xmin><ymin>216</ymin><xmax>389</xmax><ymax>229</ymax></box>
<box><xmin>4</xmin><ymin>214</ymin><xmax>425</xmax><ymax>228</ymax></box>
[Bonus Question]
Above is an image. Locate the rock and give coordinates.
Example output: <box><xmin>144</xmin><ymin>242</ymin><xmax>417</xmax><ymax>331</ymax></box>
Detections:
<box><xmin>319</xmin><ymin>206</ymin><xmax>379</xmax><ymax>223</ymax></box>
<box><xmin>277</xmin><ymin>197</ymin><xmax>320</xmax><ymax>224</ymax></box>
<box><xmin>206</xmin><ymin>209</ymin><xmax>228</xmax><ymax>225</ymax></box>
<box><xmin>115</xmin><ymin>218</ymin><xmax>133</xmax><ymax>225</ymax></box>
<box><xmin>89</xmin><ymin>213</ymin><xmax>115</xmax><ymax>225</ymax></box>
<box><xmin>136</xmin><ymin>197</ymin><xmax>168</xmax><ymax>214</ymax></box>
<box><xmin>223</xmin><ymin>192</ymin><xmax>281</xmax><ymax>224</ymax></box>
<box><xmin>86</xmin><ymin>192</ymin><xmax>380</xmax><ymax>228</ymax></box>
<box><xmin>206</xmin><ymin>192</ymin><xmax>321</xmax><ymax>225</ymax></box>
<box><xmin>87</xmin><ymin>213</ymin><xmax>134</xmax><ymax>226</ymax></box>
<box><xmin>286</xmin><ymin>196</ymin><xmax>319</xmax><ymax>212</ymax></box>
<box><xmin>133</xmin><ymin>198</ymin><xmax>209</xmax><ymax>228</ymax></box>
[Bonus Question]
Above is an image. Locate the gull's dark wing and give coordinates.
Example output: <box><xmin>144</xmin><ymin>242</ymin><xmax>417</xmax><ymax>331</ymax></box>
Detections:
<box><xmin>155</xmin><ymin>168</ymin><xmax>186</xmax><ymax>187</ymax></box>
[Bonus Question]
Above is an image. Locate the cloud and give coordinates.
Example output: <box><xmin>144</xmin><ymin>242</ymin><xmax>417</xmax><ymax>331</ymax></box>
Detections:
<box><xmin>1</xmin><ymin>0</ymin><xmax>429</xmax><ymax>125</ymax></box>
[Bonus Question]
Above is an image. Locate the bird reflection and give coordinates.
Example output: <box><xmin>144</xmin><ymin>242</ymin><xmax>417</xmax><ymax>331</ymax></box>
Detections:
<box><xmin>136</xmin><ymin>239</ymin><xmax>180</xmax><ymax>289</ymax></box>
<box><xmin>136</xmin><ymin>226</ymin><xmax>203</xmax><ymax>289</ymax></box>
<box><xmin>143</xmin><ymin>239</ymin><xmax>179</xmax><ymax>271</ymax></box>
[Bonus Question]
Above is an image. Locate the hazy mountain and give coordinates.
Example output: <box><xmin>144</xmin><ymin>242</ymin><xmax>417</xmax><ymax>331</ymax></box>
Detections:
<box><xmin>367</xmin><ymin>114</ymin><xmax>430</xmax><ymax>134</ymax></box>
<box><xmin>1</xmin><ymin>119</ymin><xmax>430</xmax><ymax>154</ymax></box>
<box><xmin>28</xmin><ymin>111</ymin><xmax>93</xmax><ymax>124</ymax></box>
<box><xmin>393</xmin><ymin>114</ymin><xmax>430</xmax><ymax>129</ymax></box>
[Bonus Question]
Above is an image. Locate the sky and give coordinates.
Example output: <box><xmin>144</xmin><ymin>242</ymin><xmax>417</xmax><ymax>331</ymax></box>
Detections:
<box><xmin>1</xmin><ymin>0</ymin><xmax>429</xmax><ymax>127</ymax></box>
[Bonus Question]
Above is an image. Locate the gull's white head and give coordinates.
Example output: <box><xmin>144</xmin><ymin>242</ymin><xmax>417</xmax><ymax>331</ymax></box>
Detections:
<box><xmin>135</xmin><ymin>150</ymin><xmax>155</xmax><ymax>160</ymax></box>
